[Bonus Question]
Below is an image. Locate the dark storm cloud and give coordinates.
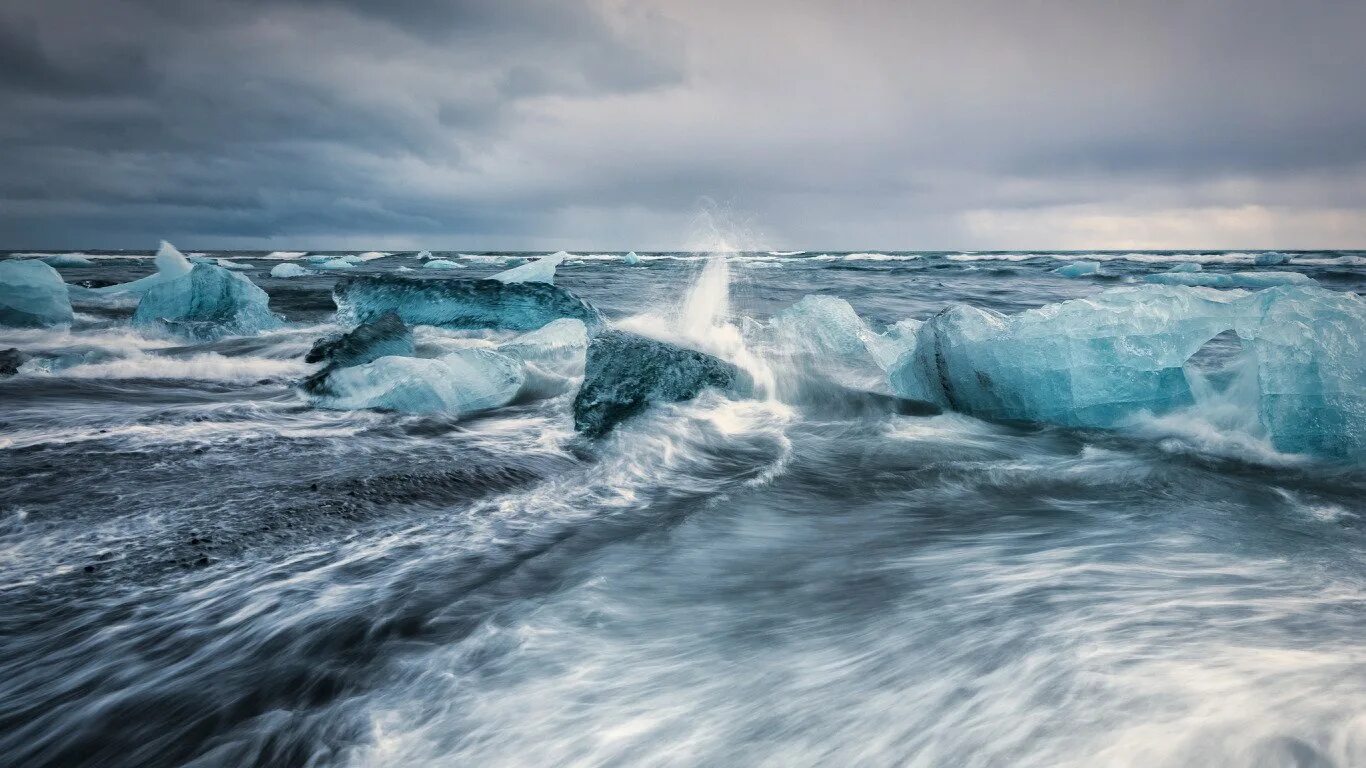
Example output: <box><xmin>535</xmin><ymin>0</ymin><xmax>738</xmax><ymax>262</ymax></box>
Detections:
<box><xmin>1</xmin><ymin>0</ymin><xmax>1364</xmax><ymax>249</ymax></box>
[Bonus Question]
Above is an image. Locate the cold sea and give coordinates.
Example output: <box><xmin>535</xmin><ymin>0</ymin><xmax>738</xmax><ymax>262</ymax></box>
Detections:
<box><xmin>1</xmin><ymin>249</ymin><xmax>1363</xmax><ymax>767</ymax></box>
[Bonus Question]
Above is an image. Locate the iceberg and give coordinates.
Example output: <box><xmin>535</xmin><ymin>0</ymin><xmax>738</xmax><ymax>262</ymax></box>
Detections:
<box><xmin>82</xmin><ymin>240</ymin><xmax>193</xmax><ymax>299</ymax></box>
<box><xmin>1254</xmin><ymin>252</ymin><xmax>1288</xmax><ymax>266</ymax></box>
<box><xmin>269</xmin><ymin>263</ymin><xmax>310</xmax><ymax>278</ymax></box>
<box><xmin>423</xmin><ymin>259</ymin><xmax>465</xmax><ymax>269</ymax></box>
<box><xmin>1144</xmin><ymin>271</ymin><xmax>1313</xmax><ymax>289</ymax></box>
<box><xmin>497</xmin><ymin>318</ymin><xmax>588</xmax><ymax>365</ymax></box>
<box><xmin>573</xmin><ymin>329</ymin><xmax>750</xmax><ymax>437</ymax></box>
<box><xmin>1052</xmin><ymin>261</ymin><xmax>1101</xmax><ymax>277</ymax></box>
<box><xmin>40</xmin><ymin>253</ymin><xmax>95</xmax><ymax>267</ymax></box>
<box><xmin>319</xmin><ymin>258</ymin><xmax>356</xmax><ymax>270</ymax></box>
<box><xmin>308</xmin><ymin>349</ymin><xmax>524</xmax><ymax>414</ymax></box>
<box><xmin>765</xmin><ymin>295</ymin><xmax>912</xmax><ymax>374</ymax></box>
<box><xmin>216</xmin><ymin>258</ymin><xmax>254</xmax><ymax>270</ymax></box>
<box><xmin>886</xmin><ymin>284</ymin><xmax>1365</xmax><ymax>459</ymax></box>
<box><xmin>623</xmin><ymin>251</ymin><xmax>641</xmax><ymax>265</ymax></box>
<box><xmin>1168</xmin><ymin>262</ymin><xmax>1203</xmax><ymax>273</ymax></box>
<box><xmin>132</xmin><ymin>263</ymin><xmax>282</xmax><ymax>340</ymax></box>
<box><xmin>334</xmin><ymin>274</ymin><xmax>604</xmax><ymax>331</ymax></box>
<box><xmin>490</xmin><ymin>251</ymin><xmax>567</xmax><ymax>285</ymax></box>
<box><xmin>0</xmin><ymin>259</ymin><xmax>73</xmax><ymax>327</ymax></box>
<box><xmin>306</xmin><ymin>311</ymin><xmax>413</xmax><ymax>369</ymax></box>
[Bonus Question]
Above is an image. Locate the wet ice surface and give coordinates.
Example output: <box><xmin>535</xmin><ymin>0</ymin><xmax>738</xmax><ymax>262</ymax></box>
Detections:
<box><xmin>1</xmin><ymin>250</ymin><xmax>1364</xmax><ymax>768</ymax></box>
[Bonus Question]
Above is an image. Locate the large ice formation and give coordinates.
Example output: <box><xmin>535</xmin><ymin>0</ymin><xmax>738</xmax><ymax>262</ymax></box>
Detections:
<box><xmin>887</xmin><ymin>285</ymin><xmax>1364</xmax><ymax>458</ymax></box>
<box><xmin>573</xmin><ymin>329</ymin><xmax>750</xmax><ymax>437</ymax></box>
<box><xmin>309</xmin><ymin>349</ymin><xmax>525</xmax><ymax>414</ymax></box>
<box><xmin>270</xmin><ymin>263</ymin><xmax>309</xmax><ymax>278</ymax></box>
<box><xmin>301</xmin><ymin>311</ymin><xmax>415</xmax><ymax>395</ymax></box>
<box><xmin>333</xmin><ymin>275</ymin><xmax>603</xmax><ymax>331</ymax></box>
<box><xmin>0</xmin><ymin>260</ymin><xmax>73</xmax><ymax>327</ymax></box>
<box><xmin>490</xmin><ymin>251</ymin><xmax>568</xmax><ymax>285</ymax></box>
<box><xmin>1144</xmin><ymin>271</ymin><xmax>1313</xmax><ymax>289</ymax></box>
<box><xmin>132</xmin><ymin>263</ymin><xmax>281</xmax><ymax>339</ymax></box>
<box><xmin>1052</xmin><ymin>261</ymin><xmax>1101</xmax><ymax>277</ymax></box>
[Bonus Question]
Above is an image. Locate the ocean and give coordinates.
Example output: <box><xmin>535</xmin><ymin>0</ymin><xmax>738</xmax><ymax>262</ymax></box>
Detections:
<box><xmin>1</xmin><ymin>249</ymin><xmax>1363</xmax><ymax>767</ymax></box>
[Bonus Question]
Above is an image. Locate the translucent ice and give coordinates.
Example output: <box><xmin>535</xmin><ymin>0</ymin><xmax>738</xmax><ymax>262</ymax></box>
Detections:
<box><xmin>0</xmin><ymin>260</ymin><xmax>73</xmax><ymax>327</ymax></box>
<box><xmin>886</xmin><ymin>284</ymin><xmax>1365</xmax><ymax>459</ymax></box>
<box><xmin>334</xmin><ymin>274</ymin><xmax>604</xmax><ymax>331</ymax></box>
<box><xmin>423</xmin><ymin>259</ymin><xmax>465</xmax><ymax>269</ymax></box>
<box><xmin>85</xmin><ymin>240</ymin><xmax>193</xmax><ymax>298</ymax></box>
<box><xmin>216</xmin><ymin>259</ymin><xmax>253</xmax><ymax>270</ymax></box>
<box><xmin>319</xmin><ymin>258</ymin><xmax>356</xmax><ymax>269</ymax></box>
<box><xmin>490</xmin><ymin>251</ymin><xmax>567</xmax><ymax>285</ymax></box>
<box><xmin>1144</xmin><ymin>271</ymin><xmax>1313</xmax><ymax>289</ymax></box>
<box><xmin>573</xmin><ymin>329</ymin><xmax>750</xmax><ymax>437</ymax></box>
<box><xmin>1168</xmin><ymin>262</ymin><xmax>1203</xmax><ymax>273</ymax></box>
<box><xmin>763</xmin><ymin>296</ymin><xmax>913</xmax><ymax>390</ymax></box>
<box><xmin>889</xmin><ymin>286</ymin><xmax>1253</xmax><ymax>427</ymax></box>
<box><xmin>309</xmin><ymin>349</ymin><xmax>524</xmax><ymax>415</ymax></box>
<box><xmin>497</xmin><ymin>318</ymin><xmax>588</xmax><ymax>366</ymax></box>
<box><xmin>1052</xmin><ymin>261</ymin><xmax>1100</xmax><ymax>277</ymax></box>
<box><xmin>40</xmin><ymin>253</ymin><xmax>94</xmax><ymax>267</ymax></box>
<box><xmin>270</xmin><ymin>263</ymin><xmax>310</xmax><ymax>278</ymax></box>
<box><xmin>623</xmin><ymin>251</ymin><xmax>641</xmax><ymax>265</ymax></box>
<box><xmin>302</xmin><ymin>311</ymin><xmax>415</xmax><ymax>393</ymax></box>
<box><xmin>133</xmin><ymin>263</ymin><xmax>282</xmax><ymax>340</ymax></box>
<box><xmin>1254</xmin><ymin>252</ymin><xmax>1288</xmax><ymax>266</ymax></box>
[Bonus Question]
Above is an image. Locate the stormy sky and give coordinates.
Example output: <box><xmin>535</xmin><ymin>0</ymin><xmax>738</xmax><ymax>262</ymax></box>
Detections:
<box><xmin>2</xmin><ymin>0</ymin><xmax>1364</xmax><ymax>250</ymax></box>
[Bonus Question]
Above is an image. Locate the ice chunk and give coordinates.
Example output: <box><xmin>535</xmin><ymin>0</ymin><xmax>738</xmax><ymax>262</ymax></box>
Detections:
<box><xmin>356</xmin><ymin>251</ymin><xmax>389</xmax><ymax>262</ymax></box>
<box><xmin>490</xmin><ymin>251</ymin><xmax>567</xmax><ymax>285</ymax></box>
<box><xmin>0</xmin><ymin>259</ymin><xmax>73</xmax><ymax>327</ymax></box>
<box><xmin>0</xmin><ymin>348</ymin><xmax>28</xmax><ymax>376</ymax></box>
<box><xmin>1144</xmin><ymin>271</ymin><xmax>1313</xmax><ymax>289</ymax></box>
<box><xmin>765</xmin><ymin>295</ymin><xmax>912</xmax><ymax>375</ymax></box>
<box><xmin>573</xmin><ymin>329</ymin><xmax>750</xmax><ymax>437</ymax></box>
<box><xmin>1239</xmin><ymin>287</ymin><xmax>1364</xmax><ymax>458</ymax></box>
<box><xmin>1168</xmin><ymin>262</ymin><xmax>1203</xmax><ymax>273</ymax></box>
<box><xmin>1254</xmin><ymin>252</ymin><xmax>1288</xmax><ymax>266</ymax></box>
<box><xmin>308</xmin><ymin>349</ymin><xmax>524</xmax><ymax>414</ymax></box>
<box><xmin>132</xmin><ymin>263</ymin><xmax>282</xmax><ymax>340</ymax></box>
<box><xmin>890</xmin><ymin>286</ymin><xmax>1252</xmax><ymax>427</ymax></box>
<box><xmin>301</xmin><ymin>311</ymin><xmax>415</xmax><ymax>393</ymax></box>
<box><xmin>81</xmin><ymin>240</ymin><xmax>194</xmax><ymax>299</ymax></box>
<box><xmin>40</xmin><ymin>253</ymin><xmax>94</xmax><ymax>267</ymax></box>
<box><xmin>270</xmin><ymin>263</ymin><xmax>310</xmax><ymax>278</ymax></box>
<box><xmin>1052</xmin><ymin>261</ymin><xmax>1100</xmax><ymax>277</ymax></box>
<box><xmin>334</xmin><ymin>274</ymin><xmax>604</xmax><ymax>331</ymax></box>
<box><xmin>497</xmin><ymin>318</ymin><xmax>588</xmax><ymax>365</ymax></box>
<box><xmin>623</xmin><ymin>251</ymin><xmax>641</xmax><ymax>265</ymax></box>
<box><xmin>216</xmin><ymin>258</ymin><xmax>253</xmax><ymax>270</ymax></box>
<box><xmin>319</xmin><ymin>258</ymin><xmax>356</xmax><ymax>269</ymax></box>
<box><xmin>307</xmin><ymin>254</ymin><xmax>335</xmax><ymax>264</ymax></box>
<box><xmin>423</xmin><ymin>259</ymin><xmax>465</xmax><ymax>269</ymax></box>
<box><xmin>265</xmin><ymin>251</ymin><xmax>307</xmax><ymax>260</ymax></box>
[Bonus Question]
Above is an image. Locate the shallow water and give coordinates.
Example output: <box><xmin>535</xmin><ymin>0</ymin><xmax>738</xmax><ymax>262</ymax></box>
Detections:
<box><xmin>1</xmin><ymin>250</ymin><xmax>1364</xmax><ymax>767</ymax></box>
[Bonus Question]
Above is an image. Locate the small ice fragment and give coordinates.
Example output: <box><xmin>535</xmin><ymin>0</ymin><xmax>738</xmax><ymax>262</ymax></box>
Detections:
<box><xmin>423</xmin><ymin>259</ymin><xmax>466</xmax><ymax>269</ymax></box>
<box><xmin>490</xmin><ymin>251</ymin><xmax>568</xmax><ymax>285</ymax></box>
<box><xmin>270</xmin><ymin>263</ymin><xmax>309</xmax><ymax>278</ymax></box>
<box><xmin>1052</xmin><ymin>261</ymin><xmax>1100</xmax><ymax>277</ymax></box>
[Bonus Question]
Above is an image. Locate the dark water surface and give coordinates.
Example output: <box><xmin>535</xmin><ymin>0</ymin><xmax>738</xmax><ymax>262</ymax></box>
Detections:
<box><xmin>1</xmin><ymin>250</ymin><xmax>1363</xmax><ymax>767</ymax></box>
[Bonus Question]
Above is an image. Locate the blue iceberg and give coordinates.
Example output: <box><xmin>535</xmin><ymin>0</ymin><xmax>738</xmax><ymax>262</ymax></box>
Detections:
<box><xmin>423</xmin><ymin>259</ymin><xmax>465</xmax><ymax>270</ymax></box>
<box><xmin>0</xmin><ymin>259</ymin><xmax>73</xmax><ymax>327</ymax></box>
<box><xmin>308</xmin><ymin>349</ymin><xmax>525</xmax><ymax>415</ymax></box>
<box><xmin>302</xmin><ymin>311</ymin><xmax>415</xmax><ymax>395</ymax></box>
<box><xmin>1254</xmin><ymin>252</ymin><xmax>1288</xmax><ymax>266</ymax></box>
<box><xmin>623</xmin><ymin>251</ymin><xmax>641</xmax><ymax>265</ymax></box>
<box><xmin>1052</xmin><ymin>261</ymin><xmax>1101</xmax><ymax>277</ymax></box>
<box><xmin>887</xmin><ymin>285</ymin><xmax>1365</xmax><ymax>459</ymax></box>
<box><xmin>133</xmin><ymin>263</ymin><xmax>282</xmax><ymax>340</ymax></box>
<box><xmin>269</xmin><ymin>263</ymin><xmax>310</xmax><ymax>278</ymax></box>
<box><xmin>1144</xmin><ymin>271</ymin><xmax>1313</xmax><ymax>289</ymax></box>
<box><xmin>80</xmin><ymin>240</ymin><xmax>194</xmax><ymax>300</ymax></box>
<box><xmin>41</xmin><ymin>253</ymin><xmax>95</xmax><ymax>267</ymax></box>
<box><xmin>334</xmin><ymin>274</ymin><xmax>603</xmax><ymax>331</ymax></box>
<box><xmin>573</xmin><ymin>329</ymin><xmax>750</xmax><ymax>437</ymax></box>
<box><xmin>490</xmin><ymin>251</ymin><xmax>567</xmax><ymax>284</ymax></box>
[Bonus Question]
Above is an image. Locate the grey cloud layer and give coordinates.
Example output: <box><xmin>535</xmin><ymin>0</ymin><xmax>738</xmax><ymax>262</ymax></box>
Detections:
<box><xmin>2</xmin><ymin>0</ymin><xmax>1363</xmax><ymax>248</ymax></box>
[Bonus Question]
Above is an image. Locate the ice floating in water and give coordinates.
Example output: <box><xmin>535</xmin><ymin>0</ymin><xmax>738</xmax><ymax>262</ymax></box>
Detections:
<box><xmin>423</xmin><ymin>259</ymin><xmax>465</xmax><ymax>269</ymax></box>
<box><xmin>79</xmin><ymin>240</ymin><xmax>194</xmax><ymax>300</ymax></box>
<box><xmin>264</xmin><ymin>251</ymin><xmax>307</xmax><ymax>260</ymax></box>
<box><xmin>216</xmin><ymin>259</ymin><xmax>253</xmax><ymax>270</ymax></box>
<box><xmin>1052</xmin><ymin>261</ymin><xmax>1101</xmax><ymax>277</ymax></box>
<box><xmin>319</xmin><ymin>259</ymin><xmax>356</xmax><ymax>270</ymax></box>
<box><xmin>334</xmin><ymin>274</ymin><xmax>603</xmax><ymax>331</ymax></box>
<box><xmin>302</xmin><ymin>311</ymin><xmax>414</xmax><ymax>393</ymax></box>
<box><xmin>623</xmin><ymin>251</ymin><xmax>641</xmax><ymax>265</ymax></box>
<box><xmin>764</xmin><ymin>296</ymin><xmax>911</xmax><ymax>381</ymax></box>
<box><xmin>1254</xmin><ymin>252</ymin><xmax>1289</xmax><ymax>266</ymax></box>
<box><xmin>887</xmin><ymin>284</ymin><xmax>1364</xmax><ymax>459</ymax></box>
<box><xmin>497</xmin><ymin>318</ymin><xmax>588</xmax><ymax>365</ymax></box>
<box><xmin>269</xmin><ymin>263</ymin><xmax>309</xmax><ymax>278</ymax></box>
<box><xmin>490</xmin><ymin>251</ymin><xmax>567</xmax><ymax>285</ymax></box>
<box><xmin>309</xmin><ymin>348</ymin><xmax>524</xmax><ymax>414</ymax></box>
<box><xmin>132</xmin><ymin>263</ymin><xmax>281</xmax><ymax>340</ymax></box>
<box><xmin>573</xmin><ymin>329</ymin><xmax>750</xmax><ymax>437</ymax></box>
<box><xmin>1168</xmin><ymin>262</ymin><xmax>1203</xmax><ymax>273</ymax></box>
<box><xmin>1144</xmin><ymin>271</ymin><xmax>1313</xmax><ymax>289</ymax></box>
<box><xmin>39</xmin><ymin>253</ymin><xmax>94</xmax><ymax>267</ymax></box>
<box><xmin>0</xmin><ymin>260</ymin><xmax>73</xmax><ymax>327</ymax></box>
<box><xmin>355</xmin><ymin>251</ymin><xmax>389</xmax><ymax>262</ymax></box>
